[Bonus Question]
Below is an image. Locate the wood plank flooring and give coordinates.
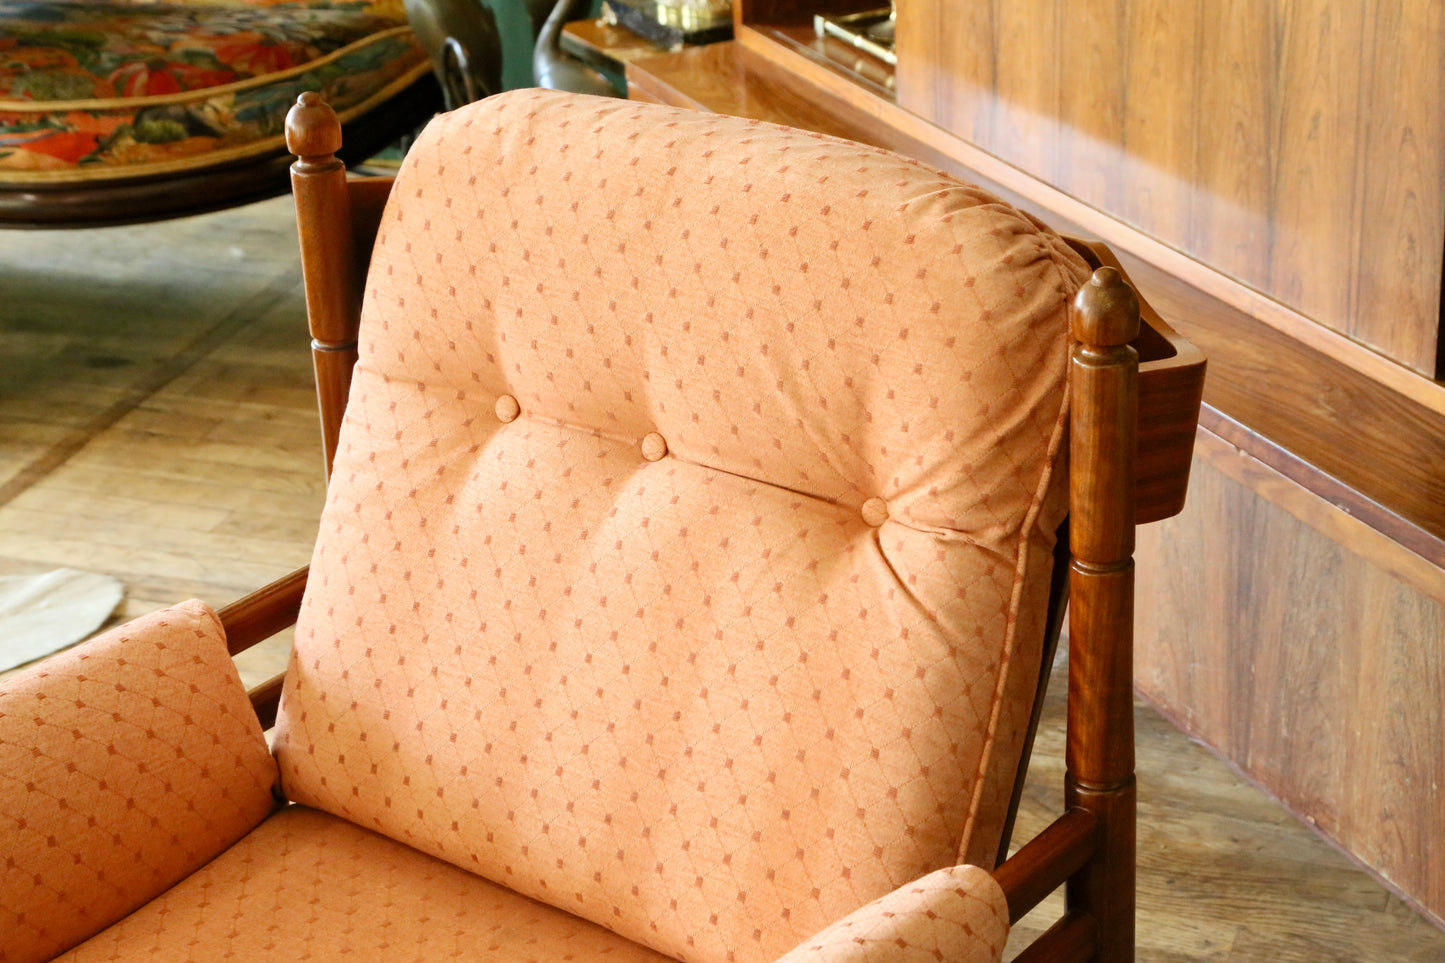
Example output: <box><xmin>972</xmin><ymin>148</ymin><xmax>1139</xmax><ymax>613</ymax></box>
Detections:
<box><xmin>2</xmin><ymin>197</ymin><xmax>1443</xmax><ymax>961</ymax></box>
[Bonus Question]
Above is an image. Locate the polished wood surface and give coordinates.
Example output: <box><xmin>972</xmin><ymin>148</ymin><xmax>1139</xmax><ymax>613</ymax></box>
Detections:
<box><xmin>1137</xmin><ymin>427</ymin><xmax>1445</xmax><ymax>929</ymax></box>
<box><xmin>1065</xmin><ymin>269</ymin><xmax>1142</xmax><ymax>958</ymax></box>
<box><xmin>628</xmin><ymin>42</ymin><xmax>884</xmax><ymax>139</ymax></box>
<box><xmin>737</xmin><ymin>23</ymin><xmax>1445</xmax><ymax>401</ymax></box>
<box><xmin>286</xmin><ymin>94</ymin><xmax>367</xmax><ymax>478</ymax></box>
<box><xmin>247</xmin><ymin>671</ymin><xmax>287</xmax><ymax>730</ymax></box>
<box><xmin>1012</xmin><ymin>912</ymin><xmax>1095</xmax><ymax>963</ymax></box>
<box><xmin>894</xmin><ymin>1</ymin><xmax>1444</xmax><ymax>376</ymax></box>
<box><xmin>996</xmin><ymin>807</ymin><xmax>1100</xmax><ymax>924</ymax></box>
<box><xmin>1067</xmin><ymin>240</ymin><xmax>1204</xmax><ymax>526</ymax></box>
<box><xmin>5</xmin><ymin>198</ymin><xmax>1445</xmax><ymax>958</ymax></box>
<box><xmin>218</xmin><ymin>566</ymin><xmax>308</xmax><ymax>657</ymax></box>
<box><xmin>1008</xmin><ymin>666</ymin><xmax>1445</xmax><ymax>959</ymax></box>
<box><xmin>562</xmin><ymin>18</ymin><xmax>672</xmax><ymax>69</ymax></box>
<box><xmin>1113</xmin><ymin>249</ymin><xmax>1445</xmax><ymax>546</ymax></box>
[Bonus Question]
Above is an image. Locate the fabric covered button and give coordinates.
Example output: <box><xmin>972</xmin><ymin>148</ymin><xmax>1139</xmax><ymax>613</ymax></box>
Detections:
<box><xmin>640</xmin><ymin>432</ymin><xmax>668</xmax><ymax>462</ymax></box>
<box><xmin>495</xmin><ymin>394</ymin><xmax>520</xmax><ymax>423</ymax></box>
<box><xmin>860</xmin><ymin>497</ymin><xmax>890</xmax><ymax>527</ymax></box>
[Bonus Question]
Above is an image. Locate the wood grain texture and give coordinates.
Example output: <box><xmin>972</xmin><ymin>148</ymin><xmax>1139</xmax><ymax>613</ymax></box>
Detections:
<box><xmin>627</xmin><ymin>42</ymin><xmax>891</xmax><ymax>140</ymax></box>
<box><xmin>287</xmin><ymin>95</ymin><xmax>363</xmax><ymax>478</ymax></box>
<box><xmin>1007</xmin><ymin>663</ymin><xmax>1445</xmax><ymax>959</ymax></box>
<box><xmin>1136</xmin><ymin>433</ymin><xmax>1445</xmax><ymax>929</ymax></box>
<box><xmin>731</xmin><ymin>25</ymin><xmax>1445</xmax><ymax>412</ymax></box>
<box><xmin>995</xmin><ymin>808</ymin><xmax>1100</xmax><ymax>924</ymax></box>
<box><xmin>1064</xmin><ymin>268</ymin><xmax>1143</xmax><ymax>959</ymax></box>
<box><xmin>219</xmin><ymin>566</ymin><xmax>308</xmax><ymax>656</ymax></box>
<box><xmin>1067</xmin><ymin>241</ymin><xmax>1205</xmax><ymax>526</ymax></box>
<box><xmin>893</xmin><ymin>0</ymin><xmax>1445</xmax><ymax>375</ymax></box>
<box><xmin>247</xmin><ymin>671</ymin><xmax>286</xmax><ymax>731</ymax></box>
<box><xmin>1112</xmin><ymin>252</ymin><xmax>1445</xmax><ymax>545</ymax></box>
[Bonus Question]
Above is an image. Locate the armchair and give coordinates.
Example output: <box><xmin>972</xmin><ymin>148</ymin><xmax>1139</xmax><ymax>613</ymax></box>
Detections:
<box><xmin>0</xmin><ymin>89</ymin><xmax>1205</xmax><ymax>962</ymax></box>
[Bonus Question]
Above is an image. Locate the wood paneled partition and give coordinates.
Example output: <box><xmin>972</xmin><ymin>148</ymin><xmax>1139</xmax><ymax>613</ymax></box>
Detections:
<box><xmin>896</xmin><ymin>0</ymin><xmax>1445</xmax><ymax>376</ymax></box>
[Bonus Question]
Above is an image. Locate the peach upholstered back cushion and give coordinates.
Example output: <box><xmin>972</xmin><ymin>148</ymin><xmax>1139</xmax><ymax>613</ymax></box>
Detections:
<box><xmin>275</xmin><ymin>89</ymin><xmax>1086</xmax><ymax>962</ymax></box>
<box><xmin>0</xmin><ymin>600</ymin><xmax>279</xmax><ymax>963</ymax></box>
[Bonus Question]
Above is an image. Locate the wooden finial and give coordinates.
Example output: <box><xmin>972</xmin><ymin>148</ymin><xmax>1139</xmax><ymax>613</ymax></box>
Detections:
<box><xmin>286</xmin><ymin>91</ymin><xmax>342</xmax><ymax>166</ymax></box>
<box><xmin>1072</xmin><ymin>266</ymin><xmax>1141</xmax><ymax>348</ymax></box>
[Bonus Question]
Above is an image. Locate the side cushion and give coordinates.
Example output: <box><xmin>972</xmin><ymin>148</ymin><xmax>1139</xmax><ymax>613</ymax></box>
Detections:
<box><xmin>0</xmin><ymin>600</ymin><xmax>279</xmax><ymax>963</ymax></box>
<box><xmin>774</xmin><ymin>865</ymin><xmax>1009</xmax><ymax>963</ymax></box>
<box><xmin>276</xmin><ymin>89</ymin><xmax>1086</xmax><ymax>963</ymax></box>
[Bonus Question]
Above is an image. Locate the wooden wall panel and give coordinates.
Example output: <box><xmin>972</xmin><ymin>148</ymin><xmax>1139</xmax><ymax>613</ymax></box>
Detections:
<box><xmin>1136</xmin><ymin>431</ymin><xmax>1445</xmax><ymax>927</ymax></box>
<box><xmin>894</xmin><ymin>0</ymin><xmax>1445</xmax><ymax>375</ymax></box>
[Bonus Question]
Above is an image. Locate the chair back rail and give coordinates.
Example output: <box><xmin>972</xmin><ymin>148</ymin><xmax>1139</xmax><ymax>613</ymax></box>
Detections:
<box><xmin>287</xmin><ymin>92</ymin><xmax>366</xmax><ymax>479</ymax></box>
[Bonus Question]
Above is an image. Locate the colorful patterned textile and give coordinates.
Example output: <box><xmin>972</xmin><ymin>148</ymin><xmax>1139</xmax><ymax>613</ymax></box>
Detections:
<box><xmin>0</xmin><ymin>0</ymin><xmax>428</xmax><ymax>181</ymax></box>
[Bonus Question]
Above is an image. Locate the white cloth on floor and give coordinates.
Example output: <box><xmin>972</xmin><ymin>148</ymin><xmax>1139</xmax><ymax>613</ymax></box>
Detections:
<box><xmin>0</xmin><ymin>569</ymin><xmax>124</xmax><ymax>673</ymax></box>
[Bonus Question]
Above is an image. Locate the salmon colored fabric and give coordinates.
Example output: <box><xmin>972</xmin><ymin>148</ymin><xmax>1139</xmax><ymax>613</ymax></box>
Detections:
<box><xmin>276</xmin><ymin>89</ymin><xmax>1086</xmax><ymax>963</ymax></box>
<box><xmin>56</xmin><ymin>805</ymin><xmax>676</xmax><ymax>962</ymax></box>
<box><xmin>774</xmin><ymin>864</ymin><xmax>1008</xmax><ymax>963</ymax></box>
<box><xmin>0</xmin><ymin>600</ymin><xmax>278</xmax><ymax>963</ymax></box>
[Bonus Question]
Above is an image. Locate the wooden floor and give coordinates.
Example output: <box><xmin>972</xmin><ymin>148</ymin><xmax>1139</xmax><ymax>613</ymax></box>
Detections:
<box><xmin>3</xmin><ymin>198</ymin><xmax>1443</xmax><ymax>961</ymax></box>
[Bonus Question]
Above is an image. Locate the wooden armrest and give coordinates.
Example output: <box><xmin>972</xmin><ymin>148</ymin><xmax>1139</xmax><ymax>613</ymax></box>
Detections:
<box><xmin>219</xmin><ymin>566</ymin><xmax>309</xmax><ymax>656</ymax></box>
<box><xmin>1065</xmin><ymin>236</ymin><xmax>1206</xmax><ymax>524</ymax></box>
<box><xmin>993</xmin><ymin>807</ymin><xmax>1099</xmax><ymax>924</ymax></box>
<box><xmin>993</xmin><ymin>808</ymin><xmax>1101</xmax><ymax>963</ymax></box>
<box><xmin>247</xmin><ymin>671</ymin><xmax>287</xmax><ymax>730</ymax></box>
<box><xmin>348</xmin><ymin>174</ymin><xmax>395</xmax><ymax>269</ymax></box>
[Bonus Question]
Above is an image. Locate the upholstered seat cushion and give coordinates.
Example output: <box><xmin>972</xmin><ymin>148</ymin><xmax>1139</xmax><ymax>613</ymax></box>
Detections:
<box><xmin>277</xmin><ymin>89</ymin><xmax>1086</xmax><ymax>963</ymax></box>
<box><xmin>52</xmin><ymin>806</ymin><xmax>1010</xmax><ymax>962</ymax></box>
<box><xmin>0</xmin><ymin>0</ymin><xmax>428</xmax><ymax>180</ymax></box>
<box><xmin>0</xmin><ymin>600</ymin><xmax>279</xmax><ymax>963</ymax></box>
<box><xmin>53</xmin><ymin>805</ymin><xmax>679</xmax><ymax>962</ymax></box>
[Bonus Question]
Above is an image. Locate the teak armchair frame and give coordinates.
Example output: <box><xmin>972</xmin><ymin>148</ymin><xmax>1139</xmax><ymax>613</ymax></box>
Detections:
<box><xmin>216</xmin><ymin>94</ymin><xmax>1204</xmax><ymax>963</ymax></box>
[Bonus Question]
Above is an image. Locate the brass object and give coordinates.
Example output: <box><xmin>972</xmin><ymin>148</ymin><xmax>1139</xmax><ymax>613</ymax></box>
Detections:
<box><xmin>813</xmin><ymin>6</ymin><xmax>896</xmax><ymax>66</ymax></box>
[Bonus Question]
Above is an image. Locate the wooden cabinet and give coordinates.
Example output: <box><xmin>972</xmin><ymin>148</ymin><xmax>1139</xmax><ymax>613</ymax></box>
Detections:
<box><xmin>896</xmin><ymin>1</ymin><xmax>1445</xmax><ymax>378</ymax></box>
<box><xmin>625</xmin><ymin>0</ymin><xmax>1445</xmax><ymax>931</ymax></box>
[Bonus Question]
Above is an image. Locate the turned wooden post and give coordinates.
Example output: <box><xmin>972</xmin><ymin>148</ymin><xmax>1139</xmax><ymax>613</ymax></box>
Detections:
<box><xmin>286</xmin><ymin>92</ymin><xmax>360</xmax><ymax>480</ymax></box>
<box><xmin>1066</xmin><ymin>266</ymin><xmax>1140</xmax><ymax>961</ymax></box>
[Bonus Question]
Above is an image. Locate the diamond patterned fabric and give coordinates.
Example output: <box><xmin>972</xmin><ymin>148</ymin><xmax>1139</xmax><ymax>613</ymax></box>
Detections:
<box><xmin>0</xmin><ymin>600</ymin><xmax>279</xmax><ymax>963</ymax></box>
<box><xmin>774</xmin><ymin>864</ymin><xmax>1008</xmax><ymax>963</ymax></box>
<box><xmin>275</xmin><ymin>89</ymin><xmax>1086</xmax><ymax>963</ymax></box>
<box><xmin>55</xmin><ymin>805</ymin><xmax>677</xmax><ymax>962</ymax></box>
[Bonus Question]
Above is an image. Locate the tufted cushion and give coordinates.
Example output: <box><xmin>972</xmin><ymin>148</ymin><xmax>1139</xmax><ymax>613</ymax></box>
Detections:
<box><xmin>274</xmin><ymin>89</ymin><xmax>1086</xmax><ymax>963</ymax></box>
<box><xmin>56</xmin><ymin>805</ymin><xmax>675</xmax><ymax>962</ymax></box>
<box><xmin>773</xmin><ymin>865</ymin><xmax>1009</xmax><ymax>963</ymax></box>
<box><xmin>0</xmin><ymin>600</ymin><xmax>279</xmax><ymax>963</ymax></box>
<box><xmin>0</xmin><ymin>0</ymin><xmax>428</xmax><ymax>181</ymax></box>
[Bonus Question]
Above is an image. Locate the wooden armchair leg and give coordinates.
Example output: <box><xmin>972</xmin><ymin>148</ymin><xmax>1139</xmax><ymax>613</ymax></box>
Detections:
<box><xmin>1065</xmin><ymin>267</ymin><xmax>1142</xmax><ymax>961</ymax></box>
